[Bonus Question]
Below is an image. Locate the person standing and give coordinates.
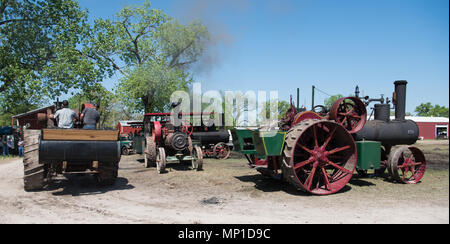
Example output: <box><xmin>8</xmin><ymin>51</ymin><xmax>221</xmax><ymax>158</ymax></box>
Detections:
<box><xmin>50</xmin><ymin>100</ymin><xmax>78</xmax><ymax>128</ymax></box>
<box><xmin>18</xmin><ymin>138</ymin><xmax>24</xmax><ymax>157</ymax></box>
<box><xmin>2</xmin><ymin>135</ymin><xmax>9</xmax><ymax>156</ymax></box>
<box><xmin>80</xmin><ymin>103</ymin><xmax>100</xmax><ymax>129</ymax></box>
<box><xmin>7</xmin><ymin>135</ymin><xmax>14</xmax><ymax>153</ymax></box>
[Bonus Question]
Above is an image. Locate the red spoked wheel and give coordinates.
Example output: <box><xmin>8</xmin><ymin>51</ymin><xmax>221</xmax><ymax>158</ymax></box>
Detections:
<box><xmin>213</xmin><ymin>142</ymin><xmax>231</xmax><ymax>160</ymax></box>
<box><xmin>282</xmin><ymin>119</ymin><xmax>357</xmax><ymax>195</ymax></box>
<box><xmin>329</xmin><ymin>97</ymin><xmax>367</xmax><ymax>134</ymax></box>
<box><xmin>387</xmin><ymin>146</ymin><xmax>426</xmax><ymax>184</ymax></box>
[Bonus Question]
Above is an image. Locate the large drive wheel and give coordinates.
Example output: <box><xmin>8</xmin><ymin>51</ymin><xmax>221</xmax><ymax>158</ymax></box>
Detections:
<box><xmin>192</xmin><ymin>145</ymin><xmax>203</xmax><ymax>171</ymax></box>
<box><xmin>387</xmin><ymin>146</ymin><xmax>426</xmax><ymax>184</ymax></box>
<box><xmin>213</xmin><ymin>142</ymin><xmax>231</xmax><ymax>160</ymax></box>
<box><xmin>156</xmin><ymin>147</ymin><xmax>166</xmax><ymax>174</ymax></box>
<box><xmin>144</xmin><ymin>137</ymin><xmax>157</xmax><ymax>168</ymax></box>
<box><xmin>329</xmin><ymin>97</ymin><xmax>367</xmax><ymax>134</ymax></box>
<box><xmin>23</xmin><ymin>130</ymin><xmax>46</xmax><ymax>191</ymax></box>
<box><xmin>96</xmin><ymin>161</ymin><xmax>119</xmax><ymax>186</ymax></box>
<box><xmin>282</xmin><ymin>120</ymin><xmax>357</xmax><ymax>195</ymax></box>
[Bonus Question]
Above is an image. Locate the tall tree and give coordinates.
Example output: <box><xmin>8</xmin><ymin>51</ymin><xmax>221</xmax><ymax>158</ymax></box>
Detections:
<box><xmin>324</xmin><ymin>94</ymin><xmax>344</xmax><ymax>108</ymax></box>
<box><xmin>67</xmin><ymin>85</ymin><xmax>140</xmax><ymax>129</ymax></box>
<box><xmin>87</xmin><ymin>1</ymin><xmax>210</xmax><ymax>113</ymax></box>
<box><xmin>0</xmin><ymin>0</ymin><xmax>108</xmax><ymax>114</ymax></box>
<box><xmin>415</xmin><ymin>103</ymin><xmax>449</xmax><ymax>117</ymax></box>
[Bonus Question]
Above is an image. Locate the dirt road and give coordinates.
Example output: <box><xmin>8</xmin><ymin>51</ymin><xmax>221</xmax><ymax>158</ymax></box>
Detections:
<box><xmin>0</xmin><ymin>141</ymin><xmax>448</xmax><ymax>224</ymax></box>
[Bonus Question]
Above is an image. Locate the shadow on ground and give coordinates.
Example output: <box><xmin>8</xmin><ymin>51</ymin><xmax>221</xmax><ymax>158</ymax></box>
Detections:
<box><xmin>235</xmin><ymin>173</ymin><xmax>352</xmax><ymax>196</ymax></box>
<box><xmin>46</xmin><ymin>175</ymin><xmax>135</xmax><ymax>196</ymax></box>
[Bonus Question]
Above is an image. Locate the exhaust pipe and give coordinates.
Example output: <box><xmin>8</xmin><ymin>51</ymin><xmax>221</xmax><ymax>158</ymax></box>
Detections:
<box><xmin>393</xmin><ymin>80</ymin><xmax>407</xmax><ymax>121</ymax></box>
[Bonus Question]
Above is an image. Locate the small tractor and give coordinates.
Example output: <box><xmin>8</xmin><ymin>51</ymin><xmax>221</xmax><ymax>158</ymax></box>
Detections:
<box><xmin>190</xmin><ymin>115</ymin><xmax>233</xmax><ymax>160</ymax></box>
<box><xmin>142</xmin><ymin>110</ymin><xmax>204</xmax><ymax>173</ymax></box>
<box><xmin>23</xmin><ymin>101</ymin><xmax>120</xmax><ymax>191</ymax></box>
<box><xmin>232</xmin><ymin>80</ymin><xmax>426</xmax><ymax>195</ymax></box>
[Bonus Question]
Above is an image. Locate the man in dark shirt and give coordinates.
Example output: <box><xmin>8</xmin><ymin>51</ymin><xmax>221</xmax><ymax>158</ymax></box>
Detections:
<box><xmin>80</xmin><ymin>103</ymin><xmax>100</xmax><ymax>129</ymax></box>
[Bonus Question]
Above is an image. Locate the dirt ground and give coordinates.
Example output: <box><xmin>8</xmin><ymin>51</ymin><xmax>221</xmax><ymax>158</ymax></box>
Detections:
<box><xmin>0</xmin><ymin>140</ymin><xmax>448</xmax><ymax>224</ymax></box>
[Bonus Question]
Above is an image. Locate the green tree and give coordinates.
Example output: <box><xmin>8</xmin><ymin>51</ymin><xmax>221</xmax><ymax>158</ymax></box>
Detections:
<box><xmin>324</xmin><ymin>94</ymin><xmax>344</xmax><ymax>108</ymax></box>
<box><xmin>86</xmin><ymin>1</ymin><xmax>210</xmax><ymax>113</ymax></box>
<box><xmin>259</xmin><ymin>100</ymin><xmax>291</xmax><ymax>121</ymax></box>
<box><xmin>415</xmin><ymin>103</ymin><xmax>449</xmax><ymax>117</ymax></box>
<box><xmin>67</xmin><ymin>84</ymin><xmax>141</xmax><ymax>129</ymax></box>
<box><xmin>0</xmin><ymin>0</ymin><xmax>108</xmax><ymax>115</ymax></box>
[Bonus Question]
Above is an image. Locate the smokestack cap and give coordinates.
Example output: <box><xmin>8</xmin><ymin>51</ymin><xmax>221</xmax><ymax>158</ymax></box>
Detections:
<box><xmin>394</xmin><ymin>80</ymin><xmax>408</xmax><ymax>85</ymax></box>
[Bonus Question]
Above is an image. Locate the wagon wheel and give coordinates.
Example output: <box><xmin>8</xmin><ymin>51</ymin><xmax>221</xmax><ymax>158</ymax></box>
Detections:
<box><xmin>213</xmin><ymin>142</ymin><xmax>231</xmax><ymax>160</ymax></box>
<box><xmin>282</xmin><ymin>119</ymin><xmax>357</xmax><ymax>195</ymax></box>
<box><xmin>156</xmin><ymin>147</ymin><xmax>167</xmax><ymax>174</ymax></box>
<box><xmin>191</xmin><ymin>145</ymin><xmax>203</xmax><ymax>171</ymax></box>
<box><xmin>387</xmin><ymin>146</ymin><xmax>426</xmax><ymax>184</ymax></box>
<box><xmin>329</xmin><ymin>97</ymin><xmax>367</xmax><ymax>134</ymax></box>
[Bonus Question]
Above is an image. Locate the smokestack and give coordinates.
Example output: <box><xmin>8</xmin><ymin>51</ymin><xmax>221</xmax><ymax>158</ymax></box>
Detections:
<box><xmin>393</xmin><ymin>80</ymin><xmax>407</xmax><ymax>121</ymax></box>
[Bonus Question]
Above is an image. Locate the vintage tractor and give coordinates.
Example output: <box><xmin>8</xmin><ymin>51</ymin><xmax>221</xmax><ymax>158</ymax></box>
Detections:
<box><xmin>190</xmin><ymin>117</ymin><xmax>232</xmax><ymax>160</ymax></box>
<box><xmin>143</xmin><ymin>111</ymin><xmax>204</xmax><ymax>173</ymax></box>
<box><xmin>232</xmin><ymin>80</ymin><xmax>426</xmax><ymax>195</ymax></box>
<box><xmin>23</xmin><ymin>101</ymin><xmax>120</xmax><ymax>191</ymax></box>
<box><xmin>353</xmin><ymin>80</ymin><xmax>426</xmax><ymax>184</ymax></box>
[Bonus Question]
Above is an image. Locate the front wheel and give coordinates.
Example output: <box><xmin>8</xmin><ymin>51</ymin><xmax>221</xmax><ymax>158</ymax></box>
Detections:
<box><xmin>156</xmin><ymin>147</ymin><xmax>166</xmax><ymax>174</ymax></box>
<box><xmin>213</xmin><ymin>142</ymin><xmax>231</xmax><ymax>160</ymax></box>
<box><xmin>387</xmin><ymin>146</ymin><xmax>426</xmax><ymax>184</ymax></box>
<box><xmin>192</xmin><ymin>145</ymin><xmax>203</xmax><ymax>171</ymax></box>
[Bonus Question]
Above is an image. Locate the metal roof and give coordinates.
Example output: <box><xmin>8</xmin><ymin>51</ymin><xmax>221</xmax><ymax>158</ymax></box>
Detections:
<box><xmin>12</xmin><ymin>105</ymin><xmax>55</xmax><ymax>119</ymax></box>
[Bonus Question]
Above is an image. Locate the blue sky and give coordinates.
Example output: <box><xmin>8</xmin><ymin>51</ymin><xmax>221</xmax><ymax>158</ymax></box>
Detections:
<box><xmin>78</xmin><ymin>0</ymin><xmax>449</xmax><ymax>114</ymax></box>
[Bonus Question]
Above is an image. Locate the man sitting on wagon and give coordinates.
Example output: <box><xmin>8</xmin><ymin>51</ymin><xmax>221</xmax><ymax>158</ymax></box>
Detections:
<box><xmin>80</xmin><ymin>103</ymin><xmax>100</xmax><ymax>129</ymax></box>
<box><xmin>50</xmin><ymin>100</ymin><xmax>78</xmax><ymax>129</ymax></box>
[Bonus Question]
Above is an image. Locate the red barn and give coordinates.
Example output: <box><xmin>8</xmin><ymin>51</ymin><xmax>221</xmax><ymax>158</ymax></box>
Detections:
<box><xmin>406</xmin><ymin>116</ymin><xmax>449</xmax><ymax>140</ymax></box>
<box><xmin>117</xmin><ymin>121</ymin><xmax>143</xmax><ymax>135</ymax></box>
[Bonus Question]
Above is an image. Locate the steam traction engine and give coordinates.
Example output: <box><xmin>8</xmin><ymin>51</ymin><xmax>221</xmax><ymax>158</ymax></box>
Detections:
<box><xmin>143</xmin><ymin>112</ymin><xmax>203</xmax><ymax>174</ymax></box>
<box><xmin>232</xmin><ymin>80</ymin><xmax>426</xmax><ymax>195</ymax></box>
<box><xmin>190</xmin><ymin>115</ymin><xmax>232</xmax><ymax>160</ymax></box>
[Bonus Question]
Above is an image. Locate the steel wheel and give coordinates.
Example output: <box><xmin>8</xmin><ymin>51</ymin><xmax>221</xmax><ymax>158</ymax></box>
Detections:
<box><xmin>192</xmin><ymin>145</ymin><xmax>203</xmax><ymax>171</ymax></box>
<box><xmin>329</xmin><ymin>97</ymin><xmax>367</xmax><ymax>134</ymax></box>
<box><xmin>213</xmin><ymin>142</ymin><xmax>231</xmax><ymax>160</ymax></box>
<box><xmin>156</xmin><ymin>147</ymin><xmax>166</xmax><ymax>174</ymax></box>
<box><xmin>387</xmin><ymin>146</ymin><xmax>426</xmax><ymax>184</ymax></box>
<box><xmin>282</xmin><ymin>119</ymin><xmax>357</xmax><ymax>195</ymax></box>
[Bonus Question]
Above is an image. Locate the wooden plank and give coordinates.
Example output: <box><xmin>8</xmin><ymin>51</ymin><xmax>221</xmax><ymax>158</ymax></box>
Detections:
<box><xmin>42</xmin><ymin>129</ymin><xmax>118</xmax><ymax>141</ymax></box>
